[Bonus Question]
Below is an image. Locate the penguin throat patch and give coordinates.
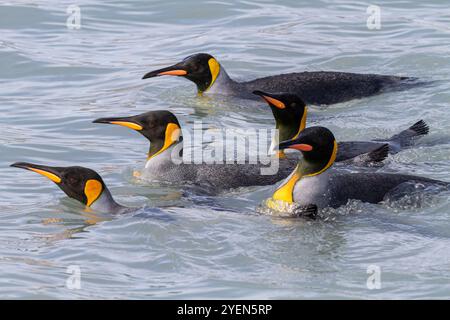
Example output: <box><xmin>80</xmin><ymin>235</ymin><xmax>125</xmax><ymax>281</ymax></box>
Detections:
<box><xmin>272</xmin><ymin>168</ymin><xmax>301</xmax><ymax>203</ymax></box>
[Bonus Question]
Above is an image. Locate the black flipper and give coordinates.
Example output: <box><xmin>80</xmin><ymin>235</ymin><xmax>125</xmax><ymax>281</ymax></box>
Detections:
<box><xmin>386</xmin><ymin>120</ymin><xmax>429</xmax><ymax>147</ymax></box>
<box><xmin>344</xmin><ymin>143</ymin><xmax>389</xmax><ymax>166</ymax></box>
<box><xmin>365</xmin><ymin>143</ymin><xmax>390</xmax><ymax>163</ymax></box>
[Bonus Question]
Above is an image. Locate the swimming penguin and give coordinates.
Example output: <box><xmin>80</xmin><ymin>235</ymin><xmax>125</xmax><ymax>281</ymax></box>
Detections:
<box><xmin>93</xmin><ymin>111</ymin><xmax>299</xmax><ymax>192</ymax></box>
<box><xmin>264</xmin><ymin>127</ymin><xmax>448</xmax><ymax>216</ymax></box>
<box><xmin>142</xmin><ymin>53</ymin><xmax>417</xmax><ymax>105</ymax></box>
<box><xmin>252</xmin><ymin>90</ymin><xmax>429</xmax><ymax>162</ymax></box>
<box><xmin>11</xmin><ymin>162</ymin><xmax>130</xmax><ymax>214</ymax></box>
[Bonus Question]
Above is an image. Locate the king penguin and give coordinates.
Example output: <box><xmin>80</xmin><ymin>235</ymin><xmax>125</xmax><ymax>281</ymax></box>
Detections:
<box><xmin>142</xmin><ymin>53</ymin><xmax>419</xmax><ymax>105</ymax></box>
<box><xmin>11</xmin><ymin>162</ymin><xmax>130</xmax><ymax>214</ymax></box>
<box><xmin>264</xmin><ymin>127</ymin><xmax>448</xmax><ymax>217</ymax></box>
<box><xmin>252</xmin><ymin>90</ymin><xmax>429</xmax><ymax>162</ymax></box>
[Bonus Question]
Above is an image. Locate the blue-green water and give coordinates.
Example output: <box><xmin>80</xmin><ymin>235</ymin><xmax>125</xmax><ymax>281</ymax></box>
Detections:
<box><xmin>1</xmin><ymin>0</ymin><xmax>450</xmax><ymax>299</ymax></box>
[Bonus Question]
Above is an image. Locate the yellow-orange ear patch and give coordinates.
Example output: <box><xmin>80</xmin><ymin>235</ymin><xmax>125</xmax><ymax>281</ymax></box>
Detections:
<box><xmin>289</xmin><ymin>106</ymin><xmax>308</xmax><ymax>141</ymax></box>
<box><xmin>147</xmin><ymin>123</ymin><xmax>181</xmax><ymax>160</ymax></box>
<box><xmin>207</xmin><ymin>58</ymin><xmax>220</xmax><ymax>91</ymax></box>
<box><xmin>84</xmin><ymin>179</ymin><xmax>103</xmax><ymax>207</ymax></box>
<box><xmin>300</xmin><ymin>106</ymin><xmax>308</xmax><ymax>132</ymax></box>
<box><xmin>166</xmin><ymin>123</ymin><xmax>181</xmax><ymax>143</ymax></box>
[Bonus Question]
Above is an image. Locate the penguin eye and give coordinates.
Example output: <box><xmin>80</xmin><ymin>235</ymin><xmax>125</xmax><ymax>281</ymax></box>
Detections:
<box><xmin>65</xmin><ymin>175</ymin><xmax>79</xmax><ymax>185</ymax></box>
<box><xmin>146</xmin><ymin>120</ymin><xmax>156</xmax><ymax>129</ymax></box>
<box><xmin>190</xmin><ymin>64</ymin><xmax>199</xmax><ymax>72</ymax></box>
<box><xmin>290</xmin><ymin>103</ymin><xmax>297</xmax><ymax>107</ymax></box>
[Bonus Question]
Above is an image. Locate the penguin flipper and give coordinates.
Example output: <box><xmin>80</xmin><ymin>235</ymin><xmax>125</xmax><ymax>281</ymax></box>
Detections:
<box><xmin>382</xmin><ymin>120</ymin><xmax>429</xmax><ymax>148</ymax></box>
<box><xmin>343</xmin><ymin>143</ymin><xmax>389</xmax><ymax>166</ymax></box>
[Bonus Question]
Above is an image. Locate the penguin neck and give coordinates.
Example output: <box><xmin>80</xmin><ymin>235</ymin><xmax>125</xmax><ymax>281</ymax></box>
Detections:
<box><xmin>297</xmin><ymin>158</ymin><xmax>331</xmax><ymax>177</ymax></box>
<box><xmin>145</xmin><ymin>140</ymin><xmax>183</xmax><ymax>168</ymax></box>
<box><xmin>90</xmin><ymin>187</ymin><xmax>126</xmax><ymax>214</ymax></box>
<box><xmin>202</xmin><ymin>66</ymin><xmax>235</xmax><ymax>95</ymax></box>
<box><xmin>272</xmin><ymin>147</ymin><xmax>337</xmax><ymax>203</ymax></box>
<box><xmin>272</xmin><ymin>121</ymin><xmax>304</xmax><ymax>158</ymax></box>
<box><xmin>299</xmin><ymin>140</ymin><xmax>338</xmax><ymax>178</ymax></box>
<box><xmin>148</xmin><ymin>139</ymin><xmax>165</xmax><ymax>159</ymax></box>
<box><xmin>147</xmin><ymin>135</ymin><xmax>183</xmax><ymax>159</ymax></box>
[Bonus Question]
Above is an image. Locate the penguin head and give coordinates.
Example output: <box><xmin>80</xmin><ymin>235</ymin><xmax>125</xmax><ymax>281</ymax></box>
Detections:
<box><xmin>10</xmin><ymin>162</ymin><xmax>106</xmax><ymax>207</ymax></box>
<box><xmin>93</xmin><ymin>110</ymin><xmax>182</xmax><ymax>159</ymax></box>
<box><xmin>278</xmin><ymin>126</ymin><xmax>338</xmax><ymax>174</ymax></box>
<box><xmin>253</xmin><ymin>90</ymin><xmax>307</xmax><ymax>141</ymax></box>
<box><xmin>142</xmin><ymin>53</ymin><xmax>221</xmax><ymax>93</ymax></box>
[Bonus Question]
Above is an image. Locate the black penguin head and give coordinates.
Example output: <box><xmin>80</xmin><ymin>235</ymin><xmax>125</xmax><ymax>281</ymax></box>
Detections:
<box><xmin>279</xmin><ymin>126</ymin><xmax>338</xmax><ymax>173</ymax></box>
<box><xmin>10</xmin><ymin>162</ymin><xmax>106</xmax><ymax>207</ymax></box>
<box><xmin>253</xmin><ymin>90</ymin><xmax>307</xmax><ymax>142</ymax></box>
<box><xmin>142</xmin><ymin>53</ymin><xmax>221</xmax><ymax>93</ymax></box>
<box><xmin>93</xmin><ymin>110</ymin><xmax>182</xmax><ymax>159</ymax></box>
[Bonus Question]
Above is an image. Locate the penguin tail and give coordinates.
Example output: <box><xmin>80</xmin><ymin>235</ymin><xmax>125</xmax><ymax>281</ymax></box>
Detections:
<box><xmin>387</xmin><ymin>120</ymin><xmax>429</xmax><ymax>147</ymax></box>
<box><xmin>384</xmin><ymin>76</ymin><xmax>433</xmax><ymax>91</ymax></box>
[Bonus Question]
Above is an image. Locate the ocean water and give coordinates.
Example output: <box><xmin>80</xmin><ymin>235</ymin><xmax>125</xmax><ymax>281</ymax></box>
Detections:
<box><xmin>1</xmin><ymin>0</ymin><xmax>450</xmax><ymax>299</ymax></box>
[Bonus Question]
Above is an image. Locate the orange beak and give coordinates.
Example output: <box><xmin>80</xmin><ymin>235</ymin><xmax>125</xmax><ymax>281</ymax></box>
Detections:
<box><xmin>261</xmin><ymin>95</ymin><xmax>286</xmax><ymax>109</ymax></box>
<box><xmin>286</xmin><ymin>144</ymin><xmax>313</xmax><ymax>152</ymax></box>
<box><xmin>157</xmin><ymin>70</ymin><xmax>187</xmax><ymax>76</ymax></box>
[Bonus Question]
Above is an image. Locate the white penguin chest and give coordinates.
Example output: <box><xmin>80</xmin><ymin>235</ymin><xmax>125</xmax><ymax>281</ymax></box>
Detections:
<box><xmin>293</xmin><ymin>171</ymin><xmax>331</xmax><ymax>207</ymax></box>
